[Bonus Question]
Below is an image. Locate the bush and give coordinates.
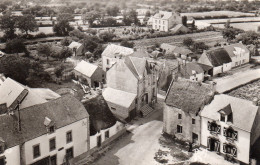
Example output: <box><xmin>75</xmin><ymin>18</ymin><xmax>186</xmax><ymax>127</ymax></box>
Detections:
<box><xmin>120</xmin><ymin>40</ymin><xmax>135</xmax><ymax>48</ymax></box>
<box><xmin>35</xmin><ymin>32</ymin><xmax>47</xmax><ymax>38</ymax></box>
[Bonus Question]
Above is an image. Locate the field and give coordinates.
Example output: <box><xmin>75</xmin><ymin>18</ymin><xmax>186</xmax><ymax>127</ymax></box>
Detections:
<box><xmin>132</xmin><ymin>31</ymin><xmax>225</xmax><ymax>49</ymax></box>
<box><xmin>227</xmin><ymin>79</ymin><xmax>260</xmax><ymax>105</ymax></box>
<box><xmin>198</xmin><ymin>17</ymin><xmax>260</xmax><ymax>24</ymax></box>
<box><xmin>0</xmin><ymin>27</ymin><xmax>54</xmax><ymax>37</ymax></box>
<box><xmin>212</xmin><ymin>22</ymin><xmax>260</xmax><ymax>32</ymax></box>
<box><xmin>181</xmin><ymin>11</ymin><xmax>254</xmax><ymax>18</ymax></box>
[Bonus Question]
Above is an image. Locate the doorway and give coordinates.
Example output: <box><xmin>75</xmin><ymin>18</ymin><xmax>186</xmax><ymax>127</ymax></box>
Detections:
<box><xmin>208</xmin><ymin>138</ymin><xmax>220</xmax><ymax>152</ymax></box>
<box><xmin>97</xmin><ymin>135</ymin><xmax>102</xmax><ymax>147</ymax></box>
<box><xmin>192</xmin><ymin>133</ymin><xmax>198</xmax><ymax>144</ymax></box>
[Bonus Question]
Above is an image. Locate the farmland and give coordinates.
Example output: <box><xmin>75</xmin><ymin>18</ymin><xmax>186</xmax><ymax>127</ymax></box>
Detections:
<box><xmin>181</xmin><ymin>11</ymin><xmax>255</xmax><ymax>18</ymax></box>
<box><xmin>132</xmin><ymin>31</ymin><xmax>225</xmax><ymax>48</ymax></box>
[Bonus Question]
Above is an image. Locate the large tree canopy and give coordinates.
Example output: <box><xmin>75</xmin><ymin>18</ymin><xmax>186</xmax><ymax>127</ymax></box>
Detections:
<box><xmin>17</xmin><ymin>14</ymin><xmax>38</xmax><ymax>35</ymax></box>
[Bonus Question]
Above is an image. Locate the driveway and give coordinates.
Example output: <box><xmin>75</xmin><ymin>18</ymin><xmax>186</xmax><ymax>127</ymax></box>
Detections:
<box><xmin>92</xmin><ymin>101</ymin><xmax>164</xmax><ymax>165</ymax></box>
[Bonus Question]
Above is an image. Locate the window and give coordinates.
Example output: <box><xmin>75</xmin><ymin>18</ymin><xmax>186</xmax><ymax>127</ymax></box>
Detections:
<box><xmin>192</xmin><ymin>118</ymin><xmax>195</xmax><ymax>124</ymax></box>
<box><xmin>66</xmin><ymin>147</ymin><xmax>74</xmax><ymax>160</ymax></box>
<box><xmin>106</xmin><ymin>59</ymin><xmax>109</xmax><ymax>65</ymax></box>
<box><xmin>49</xmin><ymin>138</ymin><xmax>56</xmax><ymax>151</ymax></box>
<box><xmin>223</xmin><ymin>144</ymin><xmax>237</xmax><ymax>157</ymax></box>
<box><xmin>207</xmin><ymin>121</ymin><xmax>221</xmax><ymax>134</ymax></box>
<box><xmin>178</xmin><ymin>113</ymin><xmax>182</xmax><ymax>119</ymax></box>
<box><xmin>220</xmin><ymin>114</ymin><xmax>225</xmax><ymax>122</ymax></box>
<box><xmin>177</xmin><ymin>125</ymin><xmax>182</xmax><ymax>133</ymax></box>
<box><xmin>105</xmin><ymin>130</ymin><xmax>109</xmax><ymax>139</ymax></box>
<box><xmin>111</xmin><ymin>107</ymin><xmax>116</xmax><ymax>111</ymax></box>
<box><xmin>50</xmin><ymin>155</ymin><xmax>57</xmax><ymax>165</ymax></box>
<box><xmin>33</xmin><ymin>144</ymin><xmax>40</xmax><ymax>159</ymax></box>
<box><xmin>66</xmin><ymin>131</ymin><xmax>72</xmax><ymax>143</ymax></box>
<box><xmin>49</xmin><ymin>126</ymin><xmax>55</xmax><ymax>133</ymax></box>
<box><xmin>224</xmin><ymin>127</ymin><xmax>238</xmax><ymax>141</ymax></box>
<box><xmin>227</xmin><ymin>113</ymin><xmax>233</xmax><ymax>122</ymax></box>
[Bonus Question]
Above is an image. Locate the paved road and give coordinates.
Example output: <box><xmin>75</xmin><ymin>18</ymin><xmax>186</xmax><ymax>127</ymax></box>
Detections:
<box><xmin>215</xmin><ymin>68</ymin><xmax>260</xmax><ymax>93</ymax></box>
<box><xmin>93</xmin><ymin>101</ymin><xmax>164</xmax><ymax>165</ymax></box>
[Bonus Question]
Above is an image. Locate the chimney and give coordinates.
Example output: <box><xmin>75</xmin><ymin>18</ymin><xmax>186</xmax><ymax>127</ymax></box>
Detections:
<box><xmin>253</xmin><ymin>97</ymin><xmax>258</xmax><ymax>106</ymax></box>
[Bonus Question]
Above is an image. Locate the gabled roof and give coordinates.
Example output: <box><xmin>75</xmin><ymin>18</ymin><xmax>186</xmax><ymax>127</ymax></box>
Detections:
<box><xmin>68</xmin><ymin>41</ymin><xmax>82</xmax><ymax>49</ymax></box>
<box><xmin>201</xmin><ymin>94</ymin><xmax>259</xmax><ymax>132</ymax></box>
<box><xmin>180</xmin><ymin>62</ymin><xmax>205</xmax><ymax>77</ymax></box>
<box><xmin>74</xmin><ymin>60</ymin><xmax>99</xmax><ymax>78</ymax></box>
<box><xmin>161</xmin><ymin>43</ymin><xmax>177</xmax><ymax>51</ymax></box>
<box><xmin>125</xmin><ymin>56</ymin><xmax>149</xmax><ymax>79</ymax></box>
<box><xmin>165</xmin><ymin>78</ymin><xmax>214</xmax><ymax>114</ymax></box>
<box><xmin>224</xmin><ymin>43</ymin><xmax>250</xmax><ymax>58</ymax></box>
<box><xmin>206</xmin><ymin>48</ymin><xmax>232</xmax><ymax>67</ymax></box>
<box><xmin>101</xmin><ymin>44</ymin><xmax>134</xmax><ymax>58</ymax></box>
<box><xmin>153</xmin><ymin>11</ymin><xmax>173</xmax><ymax>20</ymax></box>
<box><xmin>218</xmin><ymin>104</ymin><xmax>232</xmax><ymax>115</ymax></box>
<box><xmin>170</xmin><ymin>24</ymin><xmax>190</xmax><ymax>33</ymax></box>
<box><xmin>0</xmin><ymin>95</ymin><xmax>88</xmax><ymax>149</ymax></box>
<box><xmin>174</xmin><ymin>47</ymin><xmax>192</xmax><ymax>56</ymax></box>
<box><xmin>103</xmin><ymin>87</ymin><xmax>137</xmax><ymax>108</ymax></box>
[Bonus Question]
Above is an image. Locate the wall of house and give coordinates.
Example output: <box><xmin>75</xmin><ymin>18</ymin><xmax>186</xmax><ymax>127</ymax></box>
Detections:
<box><xmin>107</xmin><ymin>63</ymin><xmax>138</xmax><ymax>94</ymax></box>
<box><xmin>231</xmin><ymin>52</ymin><xmax>250</xmax><ymax>68</ymax></box>
<box><xmin>0</xmin><ymin>145</ymin><xmax>20</xmax><ymax>165</ymax></box>
<box><xmin>90</xmin><ymin>121</ymin><xmax>125</xmax><ymax>149</ymax></box>
<box><xmin>190</xmin><ymin>73</ymin><xmax>204</xmax><ymax>82</ymax></box>
<box><xmin>76</xmin><ymin>46</ymin><xmax>84</xmax><ymax>56</ymax></box>
<box><xmin>213</xmin><ymin>65</ymin><xmax>223</xmax><ymax>76</ymax></box>
<box><xmin>73</xmin><ymin>70</ymin><xmax>92</xmax><ymax>86</ymax></box>
<box><xmin>198</xmin><ymin>53</ymin><xmax>213</xmax><ymax>67</ymax></box>
<box><xmin>222</xmin><ymin>63</ymin><xmax>232</xmax><ymax>72</ymax></box>
<box><xmin>106</xmin><ymin>99</ymin><xmax>136</xmax><ymax>120</ymax></box>
<box><xmin>23</xmin><ymin>118</ymin><xmax>89</xmax><ymax>165</ymax></box>
<box><xmin>152</xmin><ymin>19</ymin><xmax>169</xmax><ymax>32</ymax></box>
<box><xmin>201</xmin><ymin>117</ymin><xmax>251</xmax><ymax>164</ymax></box>
<box><xmin>91</xmin><ymin>68</ymin><xmax>106</xmax><ymax>86</ymax></box>
<box><xmin>102</xmin><ymin>56</ymin><xmax>127</xmax><ymax>71</ymax></box>
<box><xmin>163</xmin><ymin>104</ymin><xmax>201</xmax><ymax>144</ymax></box>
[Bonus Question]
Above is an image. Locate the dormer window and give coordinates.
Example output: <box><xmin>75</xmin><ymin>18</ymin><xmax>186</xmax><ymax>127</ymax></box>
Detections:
<box><xmin>44</xmin><ymin>117</ymin><xmax>55</xmax><ymax>134</ymax></box>
<box><xmin>218</xmin><ymin>104</ymin><xmax>232</xmax><ymax>123</ymax></box>
<box><xmin>220</xmin><ymin>114</ymin><xmax>225</xmax><ymax>122</ymax></box>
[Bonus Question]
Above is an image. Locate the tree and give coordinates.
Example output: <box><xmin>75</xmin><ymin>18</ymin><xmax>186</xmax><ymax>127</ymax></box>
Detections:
<box><xmin>53</xmin><ymin>13</ymin><xmax>74</xmax><ymax>36</ymax></box>
<box><xmin>83</xmin><ymin>11</ymin><xmax>100</xmax><ymax>27</ymax></box>
<box><xmin>120</xmin><ymin>40</ymin><xmax>135</xmax><ymax>48</ymax></box>
<box><xmin>128</xmin><ymin>9</ymin><xmax>139</xmax><ymax>25</ymax></box>
<box><xmin>193</xmin><ymin>42</ymin><xmax>209</xmax><ymax>52</ymax></box>
<box><xmin>183</xmin><ymin>37</ymin><xmax>194</xmax><ymax>48</ymax></box>
<box><xmin>0</xmin><ymin>55</ymin><xmax>31</xmax><ymax>83</ymax></box>
<box><xmin>54</xmin><ymin>64</ymin><xmax>65</xmax><ymax>78</ymax></box>
<box><xmin>93</xmin><ymin>44</ymin><xmax>104</xmax><ymax>59</ymax></box>
<box><xmin>5</xmin><ymin>38</ymin><xmax>27</xmax><ymax>54</ymax></box>
<box><xmin>0</xmin><ymin>13</ymin><xmax>17</xmax><ymax>40</ymax></box>
<box><xmin>182</xmin><ymin>16</ymin><xmax>187</xmax><ymax>27</ymax></box>
<box><xmin>0</xmin><ymin>3</ymin><xmax>7</xmax><ymax>12</ymax></box>
<box><xmin>236</xmin><ymin>31</ymin><xmax>260</xmax><ymax>45</ymax></box>
<box><xmin>58</xmin><ymin>47</ymin><xmax>72</xmax><ymax>60</ymax></box>
<box><xmin>224</xmin><ymin>19</ymin><xmax>231</xmax><ymax>28</ymax></box>
<box><xmin>83</xmin><ymin>35</ymin><xmax>100</xmax><ymax>53</ymax></box>
<box><xmin>17</xmin><ymin>14</ymin><xmax>38</xmax><ymax>36</ymax></box>
<box><xmin>106</xmin><ymin>6</ymin><xmax>119</xmax><ymax>16</ymax></box>
<box><xmin>222</xmin><ymin>28</ymin><xmax>240</xmax><ymax>42</ymax></box>
<box><xmin>61</xmin><ymin>37</ymin><xmax>72</xmax><ymax>46</ymax></box>
<box><xmin>69</xmin><ymin>29</ymin><xmax>86</xmax><ymax>40</ymax></box>
<box><xmin>37</xmin><ymin>43</ymin><xmax>52</xmax><ymax>60</ymax></box>
<box><xmin>99</xmin><ymin>31</ymin><xmax>116</xmax><ymax>42</ymax></box>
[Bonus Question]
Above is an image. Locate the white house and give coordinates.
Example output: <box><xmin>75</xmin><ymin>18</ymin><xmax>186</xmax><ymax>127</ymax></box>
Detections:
<box><xmin>101</xmin><ymin>44</ymin><xmax>134</xmax><ymax>71</ymax></box>
<box><xmin>68</xmin><ymin>41</ymin><xmax>84</xmax><ymax>56</ymax></box>
<box><xmin>200</xmin><ymin>94</ymin><xmax>260</xmax><ymax>164</ymax></box>
<box><xmin>151</xmin><ymin>11</ymin><xmax>182</xmax><ymax>32</ymax></box>
<box><xmin>0</xmin><ymin>95</ymin><xmax>90</xmax><ymax>165</ymax></box>
<box><xmin>198</xmin><ymin>48</ymin><xmax>232</xmax><ymax>76</ymax></box>
<box><xmin>224</xmin><ymin>43</ymin><xmax>250</xmax><ymax>68</ymax></box>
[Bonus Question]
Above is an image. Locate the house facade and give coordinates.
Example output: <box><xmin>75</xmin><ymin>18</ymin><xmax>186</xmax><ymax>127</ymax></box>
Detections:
<box><xmin>224</xmin><ymin>43</ymin><xmax>250</xmax><ymax>68</ymax></box>
<box><xmin>103</xmin><ymin>56</ymin><xmax>157</xmax><ymax>121</ymax></box>
<box><xmin>0</xmin><ymin>95</ymin><xmax>90</xmax><ymax>165</ymax></box>
<box><xmin>201</xmin><ymin>94</ymin><xmax>260</xmax><ymax>164</ymax></box>
<box><xmin>163</xmin><ymin>79</ymin><xmax>214</xmax><ymax>144</ymax></box>
<box><xmin>73</xmin><ymin>60</ymin><xmax>105</xmax><ymax>88</ymax></box>
<box><xmin>198</xmin><ymin>48</ymin><xmax>232</xmax><ymax>76</ymax></box>
<box><xmin>101</xmin><ymin>44</ymin><xmax>134</xmax><ymax>71</ymax></box>
<box><xmin>179</xmin><ymin>62</ymin><xmax>207</xmax><ymax>82</ymax></box>
<box><xmin>151</xmin><ymin>11</ymin><xmax>182</xmax><ymax>32</ymax></box>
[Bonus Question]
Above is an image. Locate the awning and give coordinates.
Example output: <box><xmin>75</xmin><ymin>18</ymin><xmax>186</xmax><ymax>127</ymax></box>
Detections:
<box><xmin>102</xmin><ymin>87</ymin><xmax>137</xmax><ymax>108</ymax></box>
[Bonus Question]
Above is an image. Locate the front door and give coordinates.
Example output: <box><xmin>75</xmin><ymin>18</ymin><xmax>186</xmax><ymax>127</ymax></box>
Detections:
<box><xmin>94</xmin><ymin>81</ymin><xmax>99</xmax><ymax>88</ymax></box>
<box><xmin>192</xmin><ymin>133</ymin><xmax>198</xmax><ymax>144</ymax></box>
<box><xmin>208</xmin><ymin>138</ymin><xmax>220</xmax><ymax>152</ymax></box>
<box><xmin>97</xmin><ymin>135</ymin><xmax>102</xmax><ymax>147</ymax></box>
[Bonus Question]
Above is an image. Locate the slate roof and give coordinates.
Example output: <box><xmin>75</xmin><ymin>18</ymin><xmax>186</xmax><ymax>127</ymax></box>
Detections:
<box><xmin>165</xmin><ymin>78</ymin><xmax>214</xmax><ymax>114</ymax></box>
<box><xmin>125</xmin><ymin>56</ymin><xmax>150</xmax><ymax>79</ymax></box>
<box><xmin>180</xmin><ymin>62</ymin><xmax>205</xmax><ymax>77</ymax></box>
<box><xmin>206</xmin><ymin>48</ymin><xmax>232</xmax><ymax>67</ymax></box>
<box><xmin>198</xmin><ymin>63</ymin><xmax>213</xmax><ymax>72</ymax></box>
<box><xmin>0</xmin><ymin>95</ymin><xmax>89</xmax><ymax>149</ymax></box>
<box><xmin>224</xmin><ymin>43</ymin><xmax>250</xmax><ymax>58</ymax></box>
<box><xmin>101</xmin><ymin>44</ymin><xmax>134</xmax><ymax>58</ymax></box>
<box><xmin>103</xmin><ymin>87</ymin><xmax>137</xmax><ymax>108</ymax></box>
<box><xmin>153</xmin><ymin>11</ymin><xmax>173</xmax><ymax>20</ymax></box>
<box><xmin>68</xmin><ymin>41</ymin><xmax>82</xmax><ymax>49</ymax></box>
<box><xmin>201</xmin><ymin>94</ymin><xmax>259</xmax><ymax>132</ymax></box>
<box><xmin>74</xmin><ymin>60</ymin><xmax>99</xmax><ymax>78</ymax></box>
<box><xmin>83</xmin><ymin>95</ymin><xmax>117</xmax><ymax>136</ymax></box>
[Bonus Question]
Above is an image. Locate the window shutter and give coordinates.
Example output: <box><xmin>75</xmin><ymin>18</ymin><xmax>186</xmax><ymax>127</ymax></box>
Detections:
<box><xmin>207</xmin><ymin>137</ymin><xmax>210</xmax><ymax>149</ymax></box>
<box><xmin>207</xmin><ymin>121</ymin><xmax>211</xmax><ymax>131</ymax></box>
<box><xmin>223</xmin><ymin>127</ymin><xmax>227</xmax><ymax>137</ymax></box>
<box><xmin>233</xmin><ymin>131</ymin><xmax>238</xmax><ymax>141</ymax></box>
<box><xmin>232</xmin><ymin>147</ymin><xmax>237</xmax><ymax>157</ymax></box>
<box><xmin>223</xmin><ymin>143</ymin><xmax>226</xmax><ymax>153</ymax></box>
<box><xmin>217</xmin><ymin>125</ymin><xmax>221</xmax><ymax>134</ymax></box>
<box><xmin>216</xmin><ymin>141</ymin><xmax>220</xmax><ymax>153</ymax></box>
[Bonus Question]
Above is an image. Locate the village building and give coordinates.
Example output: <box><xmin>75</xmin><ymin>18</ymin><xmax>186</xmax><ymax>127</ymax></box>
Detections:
<box><xmin>198</xmin><ymin>48</ymin><xmax>232</xmax><ymax>76</ymax></box>
<box><xmin>224</xmin><ymin>43</ymin><xmax>250</xmax><ymax>68</ymax></box>
<box><xmin>73</xmin><ymin>60</ymin><xmax>105</xmax><ymax>88</ymax></box>
<box><xmin>0</xmin><ymin>78</ymin><xmax>60</xmax><ymax>113</ymax></box>
<box><xmin>68</xmin><ymin>41</ymin><xmax>84</xmax><ymax>56</ymax></box>
<box><xmin>179</xmin><ymin>62</ymin><xmax>212</xmax><ymax>82</ymax></box>
<box><xmin>200</xmin><ymin>94</ymin><xmax>260</xmax><ymax>164</ymax></box>
<box><xmin>101</xmin><ymin>44</ymin><xmax>134</xmax><ymax>71</ymax></box>
<box><xmin>160</xmin><ymin>43</ymin><xmax>193</xmax><ymax>61</ymax></box>
<box><xmin>164</xmin><ymin>79</ymin><xmax>214</xmax><ymax>144</ymax></box>
<box><xmin>0</xmin><ymin>95</ymin><xmax>90</xmax><ymax>165</ymax></box>
<box><xmin>151</xmin><ymin>11</ymin><xmax>182</xmax><ymax>32</ymax></box>
<box><xmin>170</xmin><ymin>24</ymin><xmax>190</xmax><ymax>34</ymax></box>
<box><xmin>103</xmin><ymin>56</ymin><xmax>157</xmax><ymax>121</ymax></box>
